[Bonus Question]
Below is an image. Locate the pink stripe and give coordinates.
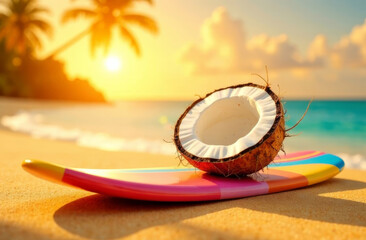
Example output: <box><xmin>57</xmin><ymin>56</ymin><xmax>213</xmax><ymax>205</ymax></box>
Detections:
<box><xmin>275</xmin><ymin>150</ymin><xmax>315</xmax><ymax>160</ymax></box>
<box><xmin>217</xmin><ymin>178</ymin><xmax>268</xmax><ymax>199</ymax></box>
<box><xmin>63</xmin><ymin>169</ymin><xmax>221</xmax><ymax>202</ymax></box>
<box><xmin>190</xmin><ymin>173</ymin><xmax>268</xmax><ymax>200</ymax></box>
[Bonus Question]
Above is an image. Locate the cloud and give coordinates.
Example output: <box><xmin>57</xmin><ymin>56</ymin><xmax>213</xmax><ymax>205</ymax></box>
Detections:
<box><xmin>247</xmin><ymin>34</ymin><xmax>323</xmax><ymax>70</ymax></box>
<box><xmin>308</xmin><ymin>35</ymin><xmax>328</xmax><ymax>62</ymax></box>
<box><xmin>180</xmin><ymin>7</ymin><xmax>323</xmax><ymax>74</ymax></box>
<box><xmin>180</xmin><ymin>7</ymin><xmax>366</xmax><ymax>75</ymax></box>
<box><xmin>180</xmin><ymin>7</ymin><xmax>247</xmax><ymax>74</ymax></box>
<box><xmin>331</xmin><ymin>19</ymin><xmax>366</xmax><ymax>68</ymax></box>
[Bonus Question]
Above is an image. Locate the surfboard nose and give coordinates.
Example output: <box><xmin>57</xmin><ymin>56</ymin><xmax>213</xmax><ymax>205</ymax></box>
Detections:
<box><xmin>22</xmin><ymin>159</ymin><xmax>65</xmax><ymax>184</ymax></box>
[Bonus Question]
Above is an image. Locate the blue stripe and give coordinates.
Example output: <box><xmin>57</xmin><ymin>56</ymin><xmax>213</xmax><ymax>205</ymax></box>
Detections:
<box><xmin>117</xmin><ymin>154</ymin><xmax>345</xmax><ymax>173</ymax></box>
<box><xmin>268</xmin><ymin>154</ymin><xmax>345</xmax><ymax>171</ymax></box>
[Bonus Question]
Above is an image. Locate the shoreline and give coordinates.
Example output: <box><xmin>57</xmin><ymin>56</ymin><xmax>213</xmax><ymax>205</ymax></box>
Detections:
<box><xmin>1</xmin><ymin>97</ymin><xmax>365</xmax><ymax>170</ymax></box>
<box><xmin>0</xmin><ymin>97</ymin><xmax>365</xmax><ymax>239</ymax></box>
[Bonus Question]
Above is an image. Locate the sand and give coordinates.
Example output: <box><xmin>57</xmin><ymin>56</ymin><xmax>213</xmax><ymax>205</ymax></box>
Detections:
<box><xmin>0</xmin><ymin>97</ymin><xmax>365</xmax><ymax>240</ymax></box>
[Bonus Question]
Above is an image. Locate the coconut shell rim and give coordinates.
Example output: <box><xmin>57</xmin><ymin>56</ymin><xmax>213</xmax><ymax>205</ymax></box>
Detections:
<box><xmin>173</xmin><ymin>83</ymin><xmax>282</xmax><ymax>163</ymax></box>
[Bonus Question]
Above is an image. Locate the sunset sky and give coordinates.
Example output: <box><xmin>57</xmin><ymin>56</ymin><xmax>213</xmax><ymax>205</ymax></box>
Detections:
<box><xmin>38</xmin><ymin>0</ymin><xmax>366</xmax><ymax>100</ymax></box>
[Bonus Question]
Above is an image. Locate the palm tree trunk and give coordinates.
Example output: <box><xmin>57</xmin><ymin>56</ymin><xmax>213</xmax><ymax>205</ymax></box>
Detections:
<box><xmin>45</xmin><ymin>27</ymin><xmax>91</xmax><ymax>60</ymax></box>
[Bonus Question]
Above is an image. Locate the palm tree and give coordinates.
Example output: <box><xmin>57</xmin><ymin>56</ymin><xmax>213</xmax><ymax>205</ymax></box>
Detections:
<box><xmin>48</xmin><ymin>0</ymin><xmax>158</xmax><ymax>58</ymax></box>
<box><xmin>0</xmin><ymin>0</ymin><xmax>52</xmax><ymax>56</ymax></box>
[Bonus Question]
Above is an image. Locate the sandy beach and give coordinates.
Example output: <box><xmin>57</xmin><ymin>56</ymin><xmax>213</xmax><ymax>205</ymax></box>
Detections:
<box><xmin>0</xmin><ymin>97</ymin><xmax>365</xmax><ymax>240</ymax></box>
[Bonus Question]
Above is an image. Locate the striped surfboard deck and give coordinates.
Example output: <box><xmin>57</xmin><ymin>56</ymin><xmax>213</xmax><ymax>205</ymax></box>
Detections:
<box><xmin>22</xmin><ymin>151</ymin><xmax>344</xmax><ymax>202</ymax></box>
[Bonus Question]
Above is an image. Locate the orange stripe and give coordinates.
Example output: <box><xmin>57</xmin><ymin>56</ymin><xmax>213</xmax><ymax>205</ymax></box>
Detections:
<box><xmin>261</xmin><ymin>168</ymin><xmax>308</xmax><ymax>193</ymax></box>
<box><xmin>275</xmin><ymin>151</ymin><xmax>323</xmax><ymax>163</ymax></box>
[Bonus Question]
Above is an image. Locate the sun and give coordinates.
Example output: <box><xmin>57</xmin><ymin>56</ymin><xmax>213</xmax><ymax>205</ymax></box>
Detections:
<box><xmin>104</xmin><ymin>56</ymin><xmax>122</xmax><ymax>72</ymax></box>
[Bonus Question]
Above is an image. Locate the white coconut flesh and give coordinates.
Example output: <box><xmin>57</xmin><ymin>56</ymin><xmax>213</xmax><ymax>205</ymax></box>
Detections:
<box><xmin>178</xmin><ymin>86</ymin><xmax>277</xmax><ymax>159</ymax></box>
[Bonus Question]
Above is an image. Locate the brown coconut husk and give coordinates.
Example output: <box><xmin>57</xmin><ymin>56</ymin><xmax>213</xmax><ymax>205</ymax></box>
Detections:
<box><xmin>174</xmin><ymin>82</ymin><xmax>286</xmax><ymax>177</ymax></box>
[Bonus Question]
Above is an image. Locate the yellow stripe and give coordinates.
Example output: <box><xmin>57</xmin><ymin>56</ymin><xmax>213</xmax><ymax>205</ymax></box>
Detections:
<box><xmin>274</xmin><ymin>164</ymin><xmax>340</xmax><ymax>185</ymax></box>
<box><xmin>22</xmin><ymin>159</ymin><xmax>65</xmax><ymax>185</ymax></box>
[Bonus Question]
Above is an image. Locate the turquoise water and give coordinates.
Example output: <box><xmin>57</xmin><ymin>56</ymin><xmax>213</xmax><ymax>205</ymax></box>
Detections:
<box><xmin>1</xmin><ymin>100</ymin><xmax>365</xmax><ymax>168</ymax></box>
<box><xmin>285</xmin><ymin>100</ymin><xmax>366</xmax><ymax>140</ymax></box>
<box><xmin>283</xmin><ymin>100</ymin><xmax>366</xmax><ymax>156</ymax></box>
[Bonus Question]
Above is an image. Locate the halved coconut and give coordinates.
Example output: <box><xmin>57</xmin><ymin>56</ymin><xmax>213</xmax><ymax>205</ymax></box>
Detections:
<box><xmin>174</xmin><ymin>83</ymin><xmax>285</xmax><ymax>177</ymax></box>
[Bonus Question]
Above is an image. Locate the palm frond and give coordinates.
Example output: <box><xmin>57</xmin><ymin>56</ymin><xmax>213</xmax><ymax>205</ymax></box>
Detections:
<box><xmin>93</xmin><ymin>0</ymin><xmax>135</xmax><ymax>10</ymax></box>
<box><xmin>62</xmin><ymin>8</ymin><xmax>96</xmax><ymax>23</ymax></box>
<box><xmin>119</xmin><ymin>25</ymin><xmax>140</xmax><ymax>56</ymax></box>
<box><xmin>102</xmin><ymin>28</ymin><xmax>112</xmax><ymax>55</ymax></box>
<box><xmin>122</xmin><ymin>14</ymin><xmax>158</xmax><ymax>34</ymax></box>
<box><xmin>0</xmin><ymin>0</ymin><xmax>52</xmax><ymax>55</ymax></box>
<box><xmin>138</xmin><ymin>0</ymin><xmax>154</xmax><ymax>5</ymax></box>
<box><xmin>27</xmin><ymin>30</ymin><xmax>41</xmax><ymax>49</ymax></box>
<box><xmin>10</xmin><ymin>0</ymin><xmax>32</xmax><ymax>14</ymax></box>
<box><xmin>28</xmin><ymin>19</ymin><xmax>52</xmax><ymax>37</ymax></box>
<box><xmin>90</xmin><ymin>22</ymin><xmax>112</xmax><ymax>56</ymax></box>
<box><xmin>127</xmin><ymin>0</ymin><xmax>154</xmax><ymax>6</ymax></box>
<box><xmin>47</xmin><ymin>0</ymin><xmax>157</xmax><ymax>58</ymax></box>
<box><xmin>28</xmin><ymin>7</ymin><xmax>50</xmax><ymax>15</ymax></box>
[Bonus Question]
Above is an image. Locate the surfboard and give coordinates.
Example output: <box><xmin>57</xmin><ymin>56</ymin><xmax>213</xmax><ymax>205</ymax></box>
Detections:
<box><xmin>22</xmin><ymin>151</ymin><xmax>344</xmax><ymax>202</ymax></box>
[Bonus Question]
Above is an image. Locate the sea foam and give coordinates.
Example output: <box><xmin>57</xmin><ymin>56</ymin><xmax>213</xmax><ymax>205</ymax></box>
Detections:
<box><xmin>336</xmin><ymin>153</ymin><xmax>366</xmax><ymax>170</ymax></box>
<box><xmin>1</xmin><ymin>111</ymin><xmax>176</xmax><ymax>155</ymax></box>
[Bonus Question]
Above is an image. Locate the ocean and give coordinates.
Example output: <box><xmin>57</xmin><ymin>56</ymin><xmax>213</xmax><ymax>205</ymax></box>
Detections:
<box><xmin>1</xmin><ymin>100</ymin><xmax>365</xmax><ymax>169</ymax></box>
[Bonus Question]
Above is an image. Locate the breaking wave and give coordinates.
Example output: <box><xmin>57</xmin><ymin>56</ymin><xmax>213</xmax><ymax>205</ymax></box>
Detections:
<box><xmin>1</xmin><ymin>111</ymin><xmax>176</xmax><ymax>155</ymax></box>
